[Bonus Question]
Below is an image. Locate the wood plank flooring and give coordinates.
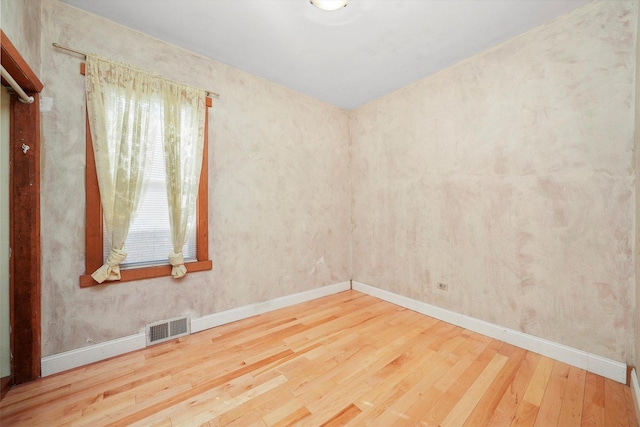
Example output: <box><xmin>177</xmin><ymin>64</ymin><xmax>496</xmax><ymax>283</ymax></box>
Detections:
<box><xmin>0</xmin><ymin>290</ymin><xmax>637</xmax><ymax>426</ymax></box>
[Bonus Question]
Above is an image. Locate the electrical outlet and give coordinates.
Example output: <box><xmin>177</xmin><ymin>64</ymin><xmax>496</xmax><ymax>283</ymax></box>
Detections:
<box><xmin>437</xmin><ymin>282</ymin><xmax>448</xmax><ymax>291</ymax></box>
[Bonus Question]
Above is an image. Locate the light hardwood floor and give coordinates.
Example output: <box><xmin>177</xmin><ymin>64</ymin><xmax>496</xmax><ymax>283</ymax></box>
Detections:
<box><xmin>0</xmin><ymin>290</ymin><xmax>638</xmax><ymax>426</ymax></box>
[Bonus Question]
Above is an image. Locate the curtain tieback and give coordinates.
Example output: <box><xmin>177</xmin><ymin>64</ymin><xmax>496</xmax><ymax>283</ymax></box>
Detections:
<box><xmin>91</xmin><ymin>248</ymin><xmax>127</xmax><ymax>283</ymax></box>
<box><xmin>169</xmin><ymin>252</ymin><xmax>187</xmax><ymax>279</ymax></box>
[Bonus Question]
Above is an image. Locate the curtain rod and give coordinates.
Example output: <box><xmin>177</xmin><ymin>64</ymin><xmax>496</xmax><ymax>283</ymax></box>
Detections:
<box><xmin>0</xmin><ymin>65</ymin><xmax>35</xmax><ymax>104</ymax></box>
<box><xmin>52</xmin><ymin>42</ymin><xmax>221</xmax><ymax>98</ymax></box>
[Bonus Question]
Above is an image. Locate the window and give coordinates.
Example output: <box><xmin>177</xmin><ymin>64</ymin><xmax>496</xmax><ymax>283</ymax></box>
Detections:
<box><xmin>100</xmin><ymin>96</ymin><xmax>197</xmax><ymax>269</ymax></box>
<box><xmin>103</xmin><ymin>147</ymin><xmax>197</xmax><ymax>268</ymax></box>
<box><xmin>80</xmin><ymin>62</ymin><xmax>212</xmax><ymax>288</ymax></box>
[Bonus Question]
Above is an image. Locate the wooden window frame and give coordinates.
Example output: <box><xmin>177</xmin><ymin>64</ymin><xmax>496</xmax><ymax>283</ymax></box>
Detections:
<box><xmin>79</xmin><ymin>63</ymin><xmax>212</xmax><ymax>288</ymax></box>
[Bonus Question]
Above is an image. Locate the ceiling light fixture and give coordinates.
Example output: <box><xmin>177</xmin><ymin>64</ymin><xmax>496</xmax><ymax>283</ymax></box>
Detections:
<box><xmin>310</xmin><ymin>0</ymin><xmax>348</xmax><ymax>12</ymax></box>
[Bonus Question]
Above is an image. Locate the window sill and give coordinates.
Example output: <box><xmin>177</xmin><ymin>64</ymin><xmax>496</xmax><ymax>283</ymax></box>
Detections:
<box><xmin>79</xmin><ymin>260</ymin><xmax>212</xmax><ymax>288</ymax></box>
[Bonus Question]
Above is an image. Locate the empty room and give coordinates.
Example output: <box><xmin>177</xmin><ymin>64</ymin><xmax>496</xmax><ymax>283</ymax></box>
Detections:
<box><xmin>1</xmin><ymin>0</ymin><xmax>640</xmax><ymax>425</ymax></box>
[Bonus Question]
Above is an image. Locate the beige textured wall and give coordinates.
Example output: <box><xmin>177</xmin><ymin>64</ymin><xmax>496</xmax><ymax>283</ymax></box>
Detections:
<box><xmin>39</xmin><ymin>0</ymin><xmax>350</xmax><ymax>356</ymax></box>
<box><xmin>351</xmin><ymin>0</ymin><xmax>636</xmax><ymax>363</ymax></box>
<box><xmin>1</xmin><ymin>0</ymin><xmax>42</xmax><ymax>74</ymax></box>
<box><xmin>635</xmin><ymin>1</ymin><xmax>640</xmax><ymax>374</ymax></box>
<box><xmin>5</xmin><ymin>0</ymin><xmax>638</xmax><ymax>364</ymax></box>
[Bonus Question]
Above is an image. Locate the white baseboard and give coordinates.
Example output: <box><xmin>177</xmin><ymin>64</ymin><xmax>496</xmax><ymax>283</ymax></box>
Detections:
<box><xmin>41</xmin><ymin>333</ymin><xmax>146</xmax><ymax>377</ymax></box>
<box><xmin>631</xmin><ymin>369</ymin><xmax>640</xmax><ymax>422</ymax></box>
<box><xmin>41</xmin><ymin>281</ymin><xmax>351</xmax><ymax>377</ymax></box>
<box><xmin>41</xmin><ymin>281</ymin><xmax>625</xmax><ymax>383</ymax></box>
<box><xmin>352</xmin><ymin>281</ymin><xmax>627</xmax><ymax>384</ymax></box>
<box><xmin>191</xmin><ymin>281</ymin><xmax>351</xmax><ymax>333</ymax></box>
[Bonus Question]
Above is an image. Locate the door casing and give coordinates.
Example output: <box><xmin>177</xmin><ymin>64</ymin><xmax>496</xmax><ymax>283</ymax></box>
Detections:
<box><xmin>1</xmin><ymin>30</ymin><xmax>43</xmax><ymax>392</ymax></box>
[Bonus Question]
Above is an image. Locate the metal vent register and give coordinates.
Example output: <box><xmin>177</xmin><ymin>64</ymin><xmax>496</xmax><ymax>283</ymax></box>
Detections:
<box><xmin>146</xmin><ymin>315</ymin><xmax>190</xmax><ymax>346</ymax></box>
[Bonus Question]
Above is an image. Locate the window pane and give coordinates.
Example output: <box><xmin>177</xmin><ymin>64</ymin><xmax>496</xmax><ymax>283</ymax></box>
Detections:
<box><xmin>102</xmin><ymin>162</ymin><xmax>197</xmax><ymax>267</ymax></box>
<box><xmin>102</xmin><ymin>101</ymin><xmax>196</xmax><ymax>268</ymax></box>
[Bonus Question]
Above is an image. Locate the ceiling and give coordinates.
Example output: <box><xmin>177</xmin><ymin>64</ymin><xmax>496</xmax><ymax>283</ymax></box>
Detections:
<box><xmin>60</xmin><ymin>0</ymin><xmax>591</xmax><ymax>110</ymax></box>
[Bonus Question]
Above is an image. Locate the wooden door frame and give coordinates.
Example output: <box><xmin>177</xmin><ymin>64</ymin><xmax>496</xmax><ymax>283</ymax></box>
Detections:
<box><xmin>1</xmin><ymin>30</ymin><xmax>43</xmax><ymax>392</ymax></box>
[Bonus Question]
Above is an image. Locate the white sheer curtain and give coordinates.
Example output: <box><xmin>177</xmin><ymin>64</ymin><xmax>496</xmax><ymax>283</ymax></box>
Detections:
<box><xmin>85</xmin><ymin>55</ymin><xmax>160</xmax><ymax>283</ymax></box>
<box><xmin>162</xmin><ymin>82</ymin><xmax>206</xmax><ymax>278</ymax></box>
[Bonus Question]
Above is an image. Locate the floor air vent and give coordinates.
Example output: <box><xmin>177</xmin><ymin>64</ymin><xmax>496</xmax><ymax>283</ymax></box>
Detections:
<box><xmin>146</xmin><ymin>315</ymin><xmax>190</xmax><ymax>346</ymax></box>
